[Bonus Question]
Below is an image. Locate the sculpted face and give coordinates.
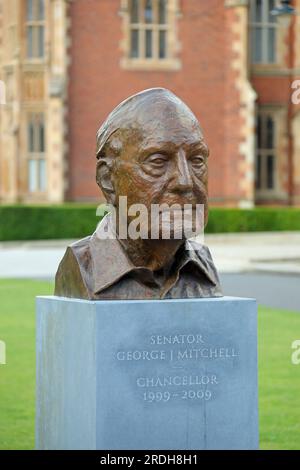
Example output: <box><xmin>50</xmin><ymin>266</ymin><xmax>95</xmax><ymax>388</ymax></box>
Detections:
<box><xmin>98</xmin><ymin>91</ymin><xmax>209</xmax><ymax>240</ymax></box>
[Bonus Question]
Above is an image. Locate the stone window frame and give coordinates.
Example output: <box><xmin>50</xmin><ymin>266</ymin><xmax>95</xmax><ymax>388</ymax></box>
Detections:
<box><xmin>255</xmin><ymin>106</ymin><xmax>288</xmax><ymax>201</ymax></box>
<box><xmin>119</xmin><ymin>0</ymin><xmax>181</xmax><ymax>71</ymax></box>
<box><xmin>25</xmin><ymin>0</ymin><xmax>45</xmax><ymax>60</ymax></box>
<box><xmin>26</xmin><ymin>111</ymin><xmax>47</xmax><ymax>193</ymax></box>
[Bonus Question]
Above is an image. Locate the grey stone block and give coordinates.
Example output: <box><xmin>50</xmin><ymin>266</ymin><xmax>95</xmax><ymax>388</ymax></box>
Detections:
<box><xmin>36</xmin><ymin>296</ymin><xmax>258</xmax><ymax>450</ymax></box>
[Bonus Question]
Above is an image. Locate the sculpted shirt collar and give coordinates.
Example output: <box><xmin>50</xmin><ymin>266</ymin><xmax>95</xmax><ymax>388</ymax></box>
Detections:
<box><xmin>90</xmin><ymin>214</ymin><xmax>219</xmax><ymax>296</ymax></box>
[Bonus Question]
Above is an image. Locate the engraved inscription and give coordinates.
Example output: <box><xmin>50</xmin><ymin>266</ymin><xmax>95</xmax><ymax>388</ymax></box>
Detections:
<box><xmin>116</xmin><ymin>348</ymin><xmax>238</xmax><ymax>362</ymax></box>
<box><xmin>150</xmin><ymin>334</ymin><xmax>205</xmax><ymax>345</ymax></box>
<box><xmin>115</xmin><ymin>332</ymin><xmax>239</xmax><ymax>404</ymax></box>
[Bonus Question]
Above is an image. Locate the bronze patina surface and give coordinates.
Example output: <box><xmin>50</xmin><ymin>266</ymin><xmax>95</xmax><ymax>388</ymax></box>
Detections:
<box><xmin>55</xmin><ymin>88</ymin><xmax>223</xmax><ymax>300</ymax></box>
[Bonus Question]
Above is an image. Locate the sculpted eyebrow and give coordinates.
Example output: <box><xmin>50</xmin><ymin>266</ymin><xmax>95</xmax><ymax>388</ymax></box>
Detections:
<box><xmin>189</xmin><ymin>141</ymin><xmax>209</xmax><ymax>157</ymax></box>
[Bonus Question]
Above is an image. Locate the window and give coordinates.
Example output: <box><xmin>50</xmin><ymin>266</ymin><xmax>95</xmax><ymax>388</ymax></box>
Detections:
<box><xmin>129</xmin><ymin>0</ymin><xmax>168</xmax><ymax>59</ymax></box>
<box><xmin>255</xmin><ymin>113</ymin><xmax>276</xmax><ymax>191</ymax></box>
<box><xmin>26</xmin><ymin>0</ymin><xmax>45</xmax><ymax>59</ymax></box>
<box><xmin>250</xmin><ymin>0</ymin><xmax>277</xmax><ymax>64</ymax></box>
<box><xmin>120</xmin><ymin>0</ymin><xmax>180</xmax><ymax>70</ymax></box>
<box><xmin>27</xmin><ymin>113</ymin><xmax>47</xmax><ymax>192</ymax></box>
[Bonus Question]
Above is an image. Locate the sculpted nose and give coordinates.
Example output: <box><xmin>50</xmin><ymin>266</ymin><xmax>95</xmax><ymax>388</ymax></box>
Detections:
<box><xmin>170</xmin><ymin>150</ymin><xmax>193</xmax><ymax>192</ymax></box>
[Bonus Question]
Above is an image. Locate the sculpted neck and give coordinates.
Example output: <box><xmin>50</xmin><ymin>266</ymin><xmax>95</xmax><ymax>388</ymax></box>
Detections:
<box><xmin>118</xmin><ymin>237</ymin><xmax>184</xmax><ymax>272</ymax></box>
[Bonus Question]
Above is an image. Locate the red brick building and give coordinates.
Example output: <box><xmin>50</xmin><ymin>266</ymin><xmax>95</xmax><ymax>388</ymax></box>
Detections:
<box><xmin>0</xmin><ymin>0</ymin><xmax>300</xmax><ymax>206</ymax></box>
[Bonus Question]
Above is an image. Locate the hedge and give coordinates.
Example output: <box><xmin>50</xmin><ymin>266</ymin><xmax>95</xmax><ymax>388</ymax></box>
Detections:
<box><xmin>205</xmin><ymin>208</ymin><xmax>300</xmax><ymax>233</ymax></box>
<box><xmin>0</xmin><ymin>204</ymin><xmax>99</xmax><ymax>241</ymax></box>
<box><xmin>0</xmin><ymin>205</ymin><xmax>300</xmax><ymax>241</ymax></box>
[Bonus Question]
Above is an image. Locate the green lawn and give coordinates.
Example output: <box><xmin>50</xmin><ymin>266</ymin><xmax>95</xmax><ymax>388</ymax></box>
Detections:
<box><xmin>0</xmin><ymin>279</ymin><xmax>54</xmax><ymax>450</ymax></box>
<box><xmin>0</xmin><ymin>279</ymin><xmax>300</xmax><ymax>450</ymax></box>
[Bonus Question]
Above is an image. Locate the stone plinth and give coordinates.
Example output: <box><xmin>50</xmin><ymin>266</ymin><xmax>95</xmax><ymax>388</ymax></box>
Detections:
<box><xmin>36</xmin><ymin>296</ymin><xmax>258</xmax><ymax>450</ymax></box>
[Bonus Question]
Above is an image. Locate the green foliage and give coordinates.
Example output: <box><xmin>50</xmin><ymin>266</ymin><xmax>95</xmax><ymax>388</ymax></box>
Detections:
<box><xmin>0</xmin><ymin>205</ymin><xmax>300</xmax><ymax>241</ymax></box>
<box><xmin>0</xmin><ymin>204</ymin><xmax>99</xmax><ymax>241</ymax></box>
<box><xmin>206</xmin><ymin>208</ymin><xmax>300</xmax><ymax>233</ymax></box>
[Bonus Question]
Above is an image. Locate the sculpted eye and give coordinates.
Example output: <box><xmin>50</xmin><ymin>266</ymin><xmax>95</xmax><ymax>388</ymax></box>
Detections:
<box><xmin>190</xmin><ymin>155</ymin><xmax>206</xmax><ymax>167</ymax></box>
<box><xmin>145</xmin><ymin>154</ymin><xmax>168</xmax><ymax>167</ymax></box>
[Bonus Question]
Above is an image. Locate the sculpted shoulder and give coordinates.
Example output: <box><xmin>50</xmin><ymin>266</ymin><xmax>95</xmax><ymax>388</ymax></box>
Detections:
<box><xmin>69</xmin><ymin>235</ymin><xmax>94</xmax><ymax>273</ymax></box>
<box><xmin>54</xmin><ymin>235</ymin><xmax>94</xmax><ymax>299</ymax></box>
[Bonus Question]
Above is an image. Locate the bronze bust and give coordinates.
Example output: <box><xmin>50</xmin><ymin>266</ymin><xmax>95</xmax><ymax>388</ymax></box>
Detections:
<box><xmin>55</xmin><ymin>88</ymin><xmax>222</xmax><ymax>300</ymax></box>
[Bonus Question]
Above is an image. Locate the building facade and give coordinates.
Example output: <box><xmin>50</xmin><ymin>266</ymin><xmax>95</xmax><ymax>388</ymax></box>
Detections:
<box><xmin>0</xmin><ymin>0</ymin><xmax>299</xmax><ymax>206</ymax></box>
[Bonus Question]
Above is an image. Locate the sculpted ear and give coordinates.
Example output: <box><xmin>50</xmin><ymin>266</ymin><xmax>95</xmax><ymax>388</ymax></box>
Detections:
<box><xmin>96</xmin><ymin>157</ymin><xmax>116</xmax><ymax>205</ymax></box>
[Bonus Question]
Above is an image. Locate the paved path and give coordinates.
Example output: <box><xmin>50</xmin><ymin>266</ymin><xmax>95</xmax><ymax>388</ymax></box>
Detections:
<box><xmin>220</xmin><ymin>272</ymin><xmax>300</xmax><ymax>312</ymax></box>
<box><xmin>0</xmin><ymin>240</ymin><xmax>69</xmax><ymax>279</ymax></box>
<box><xmin>0</xmin><ymin>232</ymin><xmax>299</xmax><ymax>311</ymax></box>
<box><xmin>205</xmin><ymin>231</ymin><xmax>300</xmax><ymax>274</ymax></box>
<box><xmin>1</xmin><ymin>231</ymin><xmax>299</xmax><ymax>278</ymax></box>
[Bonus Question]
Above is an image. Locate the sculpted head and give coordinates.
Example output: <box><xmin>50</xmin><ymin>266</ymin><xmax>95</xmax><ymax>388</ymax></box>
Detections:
<box><xmin>96</xmin><ymin>88</ymin><xmax>210</xmax><ymax>238</ymax></box>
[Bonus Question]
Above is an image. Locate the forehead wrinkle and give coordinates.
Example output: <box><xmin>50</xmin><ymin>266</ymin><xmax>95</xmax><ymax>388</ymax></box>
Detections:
<box><xmin>137</xmin><ymin>115</ymin><xmax>202</xmax><ymax>146</ymax></box>
<box><xmin>136</xmin><ymin>102</ymin><xmax>199</xmax><ymax>131</ymax></box>
<box><xmin>138</xmin><ymin>125</ymin><xmax>203</xmax><ymax>149</ymax></box>
<box><xmin>139</xmin><ymin>138</ymin><xmax>203</xmax><ymax>151</ymax></box>
<box><xmin>116</xmin><ymin>118</ymin><xmax>206</xmax><ymax>159</ymax></box>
